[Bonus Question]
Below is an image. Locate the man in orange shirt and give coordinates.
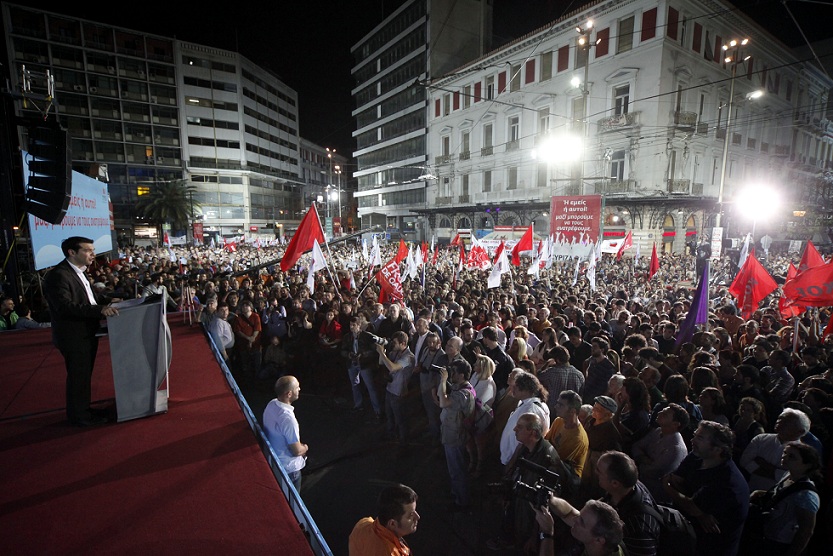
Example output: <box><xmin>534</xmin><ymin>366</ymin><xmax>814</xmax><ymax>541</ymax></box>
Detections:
<box><xmin>349</xmin><ymin>484</ymin><xmax>419</xmax><ymax>556</ymax></box>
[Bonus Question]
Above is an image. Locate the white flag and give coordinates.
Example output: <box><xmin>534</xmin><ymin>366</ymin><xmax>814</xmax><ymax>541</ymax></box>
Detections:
<box><xmin>738</xmin><ymin>233</ymin><xmax>752</xmax><ymax>269</ymax></box>
<box><xmin>407</xmin><ymin>247</ymin><xmax>418</xmax><ymax>279</ymax></box>
<box><xmin>634</xmin><ymin>242</ymin><xmax>641</xmax><ymax>263</ymax></box>
<box><xmin>487</xmin><ymin>245</ymin><xmax>510</xmax><ymax>288</ymax></box>
<box><xmin>306</xmin><ymin>241</ymin><xmax>327</xmax><ymax>293</ymax></box>
<box><xmin>571</xmin><ymin>257</ymin><xmax>580</xmax><ymax>286</ymax></box>
<box><xmin>362</xmin><ymin>239</ymin><xmax>369</xmax><ymax>262</ymax></box>
<box><xmin>587</xmin><ymin>244</ymin><xmax>597</xmax><ymax>291</ymax></box>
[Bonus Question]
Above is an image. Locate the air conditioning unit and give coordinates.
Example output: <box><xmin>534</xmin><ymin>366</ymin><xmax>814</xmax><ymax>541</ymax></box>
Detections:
<box><xmin>89</xmin><ymin>86</ymin><xmax>98</xmax><ymax>93</ymax></box>
<box><xmin>107</xmin><ymin>66</ymin><xmax>116</xmax><ymax>74</ymax></box>
<box><xmin>138</xmin><ymin>70</ymin><xmax>146</xmax><ymax>78</ymax></box>
<box><xmin>73</xmin><ymin>85</ymin><xmax>84</xmax><ymax>91</ymax></box>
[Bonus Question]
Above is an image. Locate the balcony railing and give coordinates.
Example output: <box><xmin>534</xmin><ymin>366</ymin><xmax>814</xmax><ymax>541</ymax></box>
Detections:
<box><xmin>481</xmin><ymin>146</ymin><xmax>493</xmax><ymax>157</ymax></box>
<box><xmin>674</xmin><ymin>111</ymin><xmax>697</xmax><ymax>129</ymax></box>
<box><xmin>593</xmin><ymin>180</ymin><xmax>636</xmax><ymax>195</ymax></box>
<box><xmin>696</xmin><ymin>122</ymin><xmax>708</xmax><ymax>135</ymax></box>
<box><xmin>505</xmin><ymin>140</ymin><xmax>519</xmax><ymax>152</ymax></box>
<box><xmin>458</xmin><ymin>195</ymin><xmax>470</xmax><ymax>203</ymax></box>
<box><xmin>747</xmin><ymin>138</ymin><xmax>757</xmax><ymax>150</ymax></box>
<box><xmin>436</xmin><ymin>196</ymin><xmax>452</xmax><ymax>205</ymax></box>
<box><xmin>597</xmin><ymin>112</ymin><xmax>639</xmax><ymax>133</ymax></box>
<box><xmin>434</xmin><ymin>154</ymin><xmax>451</xmax><ymax>165</ymax></box>
<box><xmin>458</xmin><ymin>150</ymin><xmax>470</xmax><ymax>161</ymax></box>
<box><xmin>668</xmin><ymin>179</ymin><xmax>691</xmax><ymax>194</ymax></box>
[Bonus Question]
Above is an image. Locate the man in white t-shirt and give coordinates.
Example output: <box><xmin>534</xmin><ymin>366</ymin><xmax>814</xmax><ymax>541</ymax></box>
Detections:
<box><xmin>263</xmin><ymin>375</ymin><xmax>308</xmax><ymax>491</ymax></box>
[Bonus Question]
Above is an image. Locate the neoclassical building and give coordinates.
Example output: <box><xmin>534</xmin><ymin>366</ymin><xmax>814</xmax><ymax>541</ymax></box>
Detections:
<box><xmin>422</xmin><ymin>0</ymin><xmax>832</xmax><ymax>253</ymax></box>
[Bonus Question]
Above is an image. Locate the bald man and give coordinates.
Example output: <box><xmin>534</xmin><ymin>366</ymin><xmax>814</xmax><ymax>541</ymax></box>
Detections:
<box><xmin>263</xmin><ymin>375</ymin><xmax>308</xmax><ymax>491</ymax></box>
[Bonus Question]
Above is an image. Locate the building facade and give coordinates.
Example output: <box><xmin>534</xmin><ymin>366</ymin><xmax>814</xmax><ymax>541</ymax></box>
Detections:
<box><xmin>350</xmin><ymin>0</ymin><xmax>492</xmax><ymax>240</ymax></box>
<box><xmin>2</xmin><ymin>2</ymin><xmax>311</xmax><ymax>245</ymax></box>
<box><xmin>425</xmin><ymin>0</ymin><xmax>832</xmax><ymax>252</ymax></box>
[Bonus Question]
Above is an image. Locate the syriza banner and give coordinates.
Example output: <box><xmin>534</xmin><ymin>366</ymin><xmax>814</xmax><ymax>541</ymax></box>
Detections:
<box><xmin>550</xmin><ymin>195</ymin><xmax>602</xmax><ymax>245</ymax></box>
<box><xmin>24</xmin><ymin>152</ymin><xmax>113</xmax><ymax>270</ymax></box>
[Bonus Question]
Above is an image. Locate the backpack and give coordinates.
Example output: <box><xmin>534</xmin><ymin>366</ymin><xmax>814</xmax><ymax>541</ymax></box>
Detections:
<box><xmin>462</xmin><ymin>385</ymin><xmax>493</xmax><ymax>434</ymax></box>
<box><xmin>641</xmin><ymin>503</ymin><xmax>697</xmax><ymax>556</ymax></box>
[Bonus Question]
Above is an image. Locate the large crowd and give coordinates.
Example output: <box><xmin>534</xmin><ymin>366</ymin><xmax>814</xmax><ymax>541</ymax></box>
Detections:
<box><xmin>4</xmin><ymin>237</ymin><xmax>833</xmax><ymax>556</ymax></box>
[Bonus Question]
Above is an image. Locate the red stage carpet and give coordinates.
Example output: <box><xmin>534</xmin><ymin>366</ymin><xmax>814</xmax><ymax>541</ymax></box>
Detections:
<box><xmin>0</xmin><ymin>320</ymin><xmax>313</xmax><ymax>556</ymax></box>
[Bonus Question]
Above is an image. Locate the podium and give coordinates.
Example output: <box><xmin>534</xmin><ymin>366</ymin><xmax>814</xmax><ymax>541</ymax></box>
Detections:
<box><xmin>107</xmin><ymin>295</ymin><xmax>171</xmax><ymax>422</ymax></box>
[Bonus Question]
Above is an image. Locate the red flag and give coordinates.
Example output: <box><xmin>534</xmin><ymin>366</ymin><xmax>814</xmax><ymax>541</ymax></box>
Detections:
<box><xmin>450</xmin><ymin>233</ymin><xmax>461</xmax><ymax>246</ymax></box>
<box><xmin>511</xmin><ymin>226</ymin><xmax>533</xmax><ymax>266</ymax></box>
<box><xmin>421</xmin><ymin>241</ymin><xmax>428</xmax><ymax>261</ymax></box>
<box><xmin>395</xmin><ymin>238</ymin><xmax>408</xmax><ymax>264</ymax></box>
<box><xmin>729</xmin><ymin>249</ymin><xmax>777</xmax><ymax>319</ymax></box>
<box><xmin>280</xmin><ymin>204</ymin><xmax>325</xmax><ymax>271</ymax></box>
<box><xmin>822</xmin><ymin>317</ymin><xmax>833</xmax><ymax>340</ymax></box>
<box><xmin>783</xmin><ymin>261</ymin><xmax>833</xmax><ymax>307</ymax></box>
<box><xmin>616</xmin><ymin>230</ymin><xmax>633</xmax><ymax>261</ymax></box>
<box><xmin>432</xmin><ymin>246</ymin><xmax>438</xmax><ymax>266</ymax></box>
<box><xmin>493</xmin><ymin>240</ymin><xmax>506</xmax><ymax>265</ymax></box>
<box><xmin>648</xmin><ymin>243</ymin><xmax>660</xmax><ymax>279</ymax></box>
<box><xmin>376</xmin><ymin>257</ymin><xmax>404</xmax><ymax>303</ymax></box>
<box><xmin>798</xmin><ymin>240</ymin><xmax>825</xmax><ymax>272</ymax></box>
<box><xmin>779</xmin><ymin>263</ymin><xmax>804</xmax><ymax>319</ymax></box>
<box><xmin>458</xmin><ymin>242</ymin><xmax>466</xmax><ymax>271</ymax></box>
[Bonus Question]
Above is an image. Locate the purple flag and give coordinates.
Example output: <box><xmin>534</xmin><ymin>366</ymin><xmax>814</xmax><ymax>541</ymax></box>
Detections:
<box><xmin>675</xmin><ymin>261</ymin><xmax>710</xmax><ymax>348</ymax></box>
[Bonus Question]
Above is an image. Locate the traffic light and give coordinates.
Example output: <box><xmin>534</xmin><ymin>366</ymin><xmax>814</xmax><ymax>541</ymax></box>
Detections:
<box><xmin>25</xmin><ymin>123</ymin><xmax>72</xmax><ymax>224</ymax></box>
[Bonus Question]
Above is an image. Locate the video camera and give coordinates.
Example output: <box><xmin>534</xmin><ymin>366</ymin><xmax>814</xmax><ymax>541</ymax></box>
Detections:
<box><xmin>512</xmin><ymin>458</ymin><xmax>562</xmax><ymax>507</ymax></box>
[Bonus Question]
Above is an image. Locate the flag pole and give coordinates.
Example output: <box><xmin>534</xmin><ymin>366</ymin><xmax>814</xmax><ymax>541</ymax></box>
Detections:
<box><xmin>312</xmin><ymin>203</ymin><xmax>343</xmax><ymax>301</ymax></box>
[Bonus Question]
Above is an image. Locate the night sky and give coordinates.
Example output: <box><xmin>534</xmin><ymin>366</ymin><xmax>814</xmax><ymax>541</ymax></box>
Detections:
<box><xmin>16</xmin><ymin>0</ymin><xmax>832</xmax><ymax>156</ymax></box>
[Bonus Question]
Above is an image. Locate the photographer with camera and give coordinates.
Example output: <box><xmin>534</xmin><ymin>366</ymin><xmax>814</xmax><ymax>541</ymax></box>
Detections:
<box><xmin>342</xmin><ymin>317</ymin><xmax>383</xmax><ymax>421</ymax></box>
<box><xmin>546</xmin><ymin>451</ymin><xmax>661</xmax><ymax>556</ymax></box>
<box><xmin>377</xmin><ymin>331</ymin><xmax>415</xmax><ymax>444</ymax></box>
<box><xmin>437</xmin><ymin>359</ymin><xmax>476</xmax><ymax>511</ymax></box>
<box><xmin>533</xmin><ymin>499</ymin><xmax>625</xmax><ymax>556</ymax></box>
<box><xmin>417</xmin><ymin>332</ymin><xmax>447</xmax><ymax>444</ymax></box>
<box><xmin>487</xmin><ymin>413</ymin><xmax>562</xmax><ymax>553</ymax></box>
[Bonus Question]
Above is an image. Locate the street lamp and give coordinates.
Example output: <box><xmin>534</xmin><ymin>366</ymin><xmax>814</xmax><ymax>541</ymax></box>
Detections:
<box><xmin>716</xmin><ymin>38</ymin><xmax>751</xmax><ymax>229</ymax></box>
<box><xmin>334</xmin><ymin>164</ymin><xmax>343</xmax><ymax>220</ymax></box>
<box><xmin>575</xmin><ymin>20</ymin><xmax>600</xmax><ymax>195</ymax></box>
<box><xmin>734</xmin><ymin>185</ymin><xmax>779</xmax><ymax>240</ymax></box>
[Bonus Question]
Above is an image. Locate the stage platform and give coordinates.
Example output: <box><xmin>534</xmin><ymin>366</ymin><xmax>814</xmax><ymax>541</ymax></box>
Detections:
<box><xmin>0</xmin><ymin>319</ymin><xmax>314</xmax><ymax>555</ymax></box>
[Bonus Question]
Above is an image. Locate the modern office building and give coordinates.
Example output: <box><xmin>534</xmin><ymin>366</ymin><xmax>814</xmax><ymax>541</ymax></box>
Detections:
<box><xmin>350</xmin><ymin>0</ymin><xmax>492</xmax><ymax>240</ymax></box>
<box><xmin>2</xmin><ymin>2</ymin><xmax>309</xmax><ymax>245</ymax></box>
<box><xmin>424</xmin><ymin>0</ymin><xmax>832</xmax><ymax>252</ymax></box>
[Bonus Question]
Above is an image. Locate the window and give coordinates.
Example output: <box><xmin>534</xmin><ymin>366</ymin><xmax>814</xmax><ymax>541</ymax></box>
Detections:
<box><xmin>572</xmin><ymin>96</ymin><xmax>586</xmax><ymax>134</ymax></box>
<box><xmin>576</xmin><ymin>41</ymin><xmax>588</xmax><ymax>69</ymax></box>
<box><xmin>614</xmin><ymin>85</ymin><xmax>630</xmax><ymax>115</ymax></box>
<box><xmin>461</xmin><ymin>131</ymin><xmax>470</xmax><ymax>154</ymax></box>
<box><xmin>463</xmin><ymin>85</ymin><xmax>471</xmax><ymax>108</ymax></box>
<box><xmin>441</xmin><ymin>135</ymin><xmax>450</xmax><ymax>156</ymax></box>
<box><xmin>541</xmin><ymin>51</ymin><xmax>553</xmax><ymax>81</ymax></box>
<box><xmin>461</xmin><ymin>174</ymin><xmax>469</xmax><ymax>196</ymax></box>
<box><xmin>483</xmin><ymin>123</ymin><xmax>493</xmax><ymax>148</ymax></box>
<box><xmin>510</xmin><ymin>64</ymin><xmax>521</xmax><ymax>91</ymax></box>
<box><xmin>508</xmin><ymin>116</ymin><xmax>520</xmax><ymax>142</ymax></box>
<box><xmin>538</xmin><ymin>108</ymin><xmax>550</xmax><ymax>134</ymax></box>
<box><xmin>537</xmin><ymin>162</ymin><xmax>548</xmax><ymax>188</ymax></box>
<box><xmin>617</xmin><ymin>16</ymin><xmax>634</xmax><ymax>54</ymax></box>
<box><xmin>610</xmin><ymin>150</ymin><xmax>626</xmax><ymax>180</ymax></box>
<box><xmin>442</xmin><ymin>94</ymin><xmax>451</xmax><ymax>116</ymax></box>
<box><xmin>508</xmin><ymin>166</ymin><xmax>518</xmax><ymax>189</ymax></box>
<box><xmin>483</xmin><ymin>170</ymin><xmax>492</xmax><ymax>192</ymax></box>
<box><xmin>486</xmin><ymin>76</ymin><xmax>495</xmax><ymax>100</ymax></box>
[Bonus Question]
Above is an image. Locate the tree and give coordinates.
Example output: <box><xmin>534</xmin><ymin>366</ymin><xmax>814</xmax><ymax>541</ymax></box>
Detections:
<box><xmin>136</xmin><ymin>180</ymin><xmax>198</xmax><ymax>241</ymax></box>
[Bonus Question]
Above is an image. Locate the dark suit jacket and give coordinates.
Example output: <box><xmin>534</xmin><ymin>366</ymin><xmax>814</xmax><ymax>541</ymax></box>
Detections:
<box><xmin>43</xmin><ymin>259</ymin><xmax>108</xmax><ymax>351</ymax></box>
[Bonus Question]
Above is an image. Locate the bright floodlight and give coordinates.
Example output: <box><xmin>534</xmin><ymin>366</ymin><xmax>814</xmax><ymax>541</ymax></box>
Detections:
<box><xmin>531</xmin><ymin>134</ymin><xmax>583</xmax><ymax>165</ymax></box>
<box><xmin>571</xmin><ymin>76</ymin><xmax>581</xmax><ymax>88</ymax></box>
<box><xmin>735</xmin><ymin>185</ymin><xmax>779</xmax><ymax>221</ymax></box>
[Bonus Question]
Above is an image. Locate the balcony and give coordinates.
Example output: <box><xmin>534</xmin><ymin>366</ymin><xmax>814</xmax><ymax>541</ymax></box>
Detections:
<box><xmin>774</xmin><ymin>145</ymin><xmax>791</xmax><ymax>157</ymax></box>
<box><xmin>696</xmin><ymin>122</ymin><xmax>708</xmax><ymax>135</ymax></box>
<box><xmin>434</xmin><ymin>154</ymin><xmax>451</xmax><ymax>165</ymax></box>
<box><xmin>436</xmin><ymin>196</ymin><xmax>452</xmax><ymax>205</ymax></box>
<box><xmin>481</xmin><ymin>146</ymin><xmax>493</xmax><ymax>157</ymax></box>
<box><xmin>747</xmin><ymin>138</ymin><xmax>757</xmax><ymax>150</ymax></box>
<box><xmin>458</xmin><ymin>151</ymin><xmax>470</xmax><ymax>161</ymax></box>
<box><xmin>458</xmin><ymin>195</ymin><xmax>470</xmax><ymax>203</ymax></box>
<box><xmin>761</xmin><ymin>142</ymin><xmax>769</xmax><ymax>153</ymax></box>
<box><xmin>674</xmin><ymin>111</ymin><xmax>697</xmax><ymax>130</ymax></box>
<box><xmin>505</xmin><ymin>140</ymin><xmax>519</xmax><ymax>152</ymax></box>
<box><xmin>716</xmin><ymin>128</ymin><xmax>726</xmax><ymax>140</ymax></box>
<box><xmin>668</xmin><ymin>179</ymin><xmax>691</xmax><ymax>194</ymax></box>
<box><xmin>597</xmin><ymin>112</ymin><xmax>639</xmax><ymax>133</ymax></box>
<box><xmin>593</xmin><ymin>180</ymin><xmax>636</xmax><ymax>195</ymax></box>
<box><xmin>731</xmin><ymin>133</ymin><xmax>742</xmax><ymax>146</ymax></box>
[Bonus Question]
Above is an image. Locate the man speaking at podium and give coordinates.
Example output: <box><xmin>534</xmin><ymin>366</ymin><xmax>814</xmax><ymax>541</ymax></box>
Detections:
<box><xmin>44</xmin><ymin>236</ymin><xmax>119</xmax><ymax>427</ymax></box>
